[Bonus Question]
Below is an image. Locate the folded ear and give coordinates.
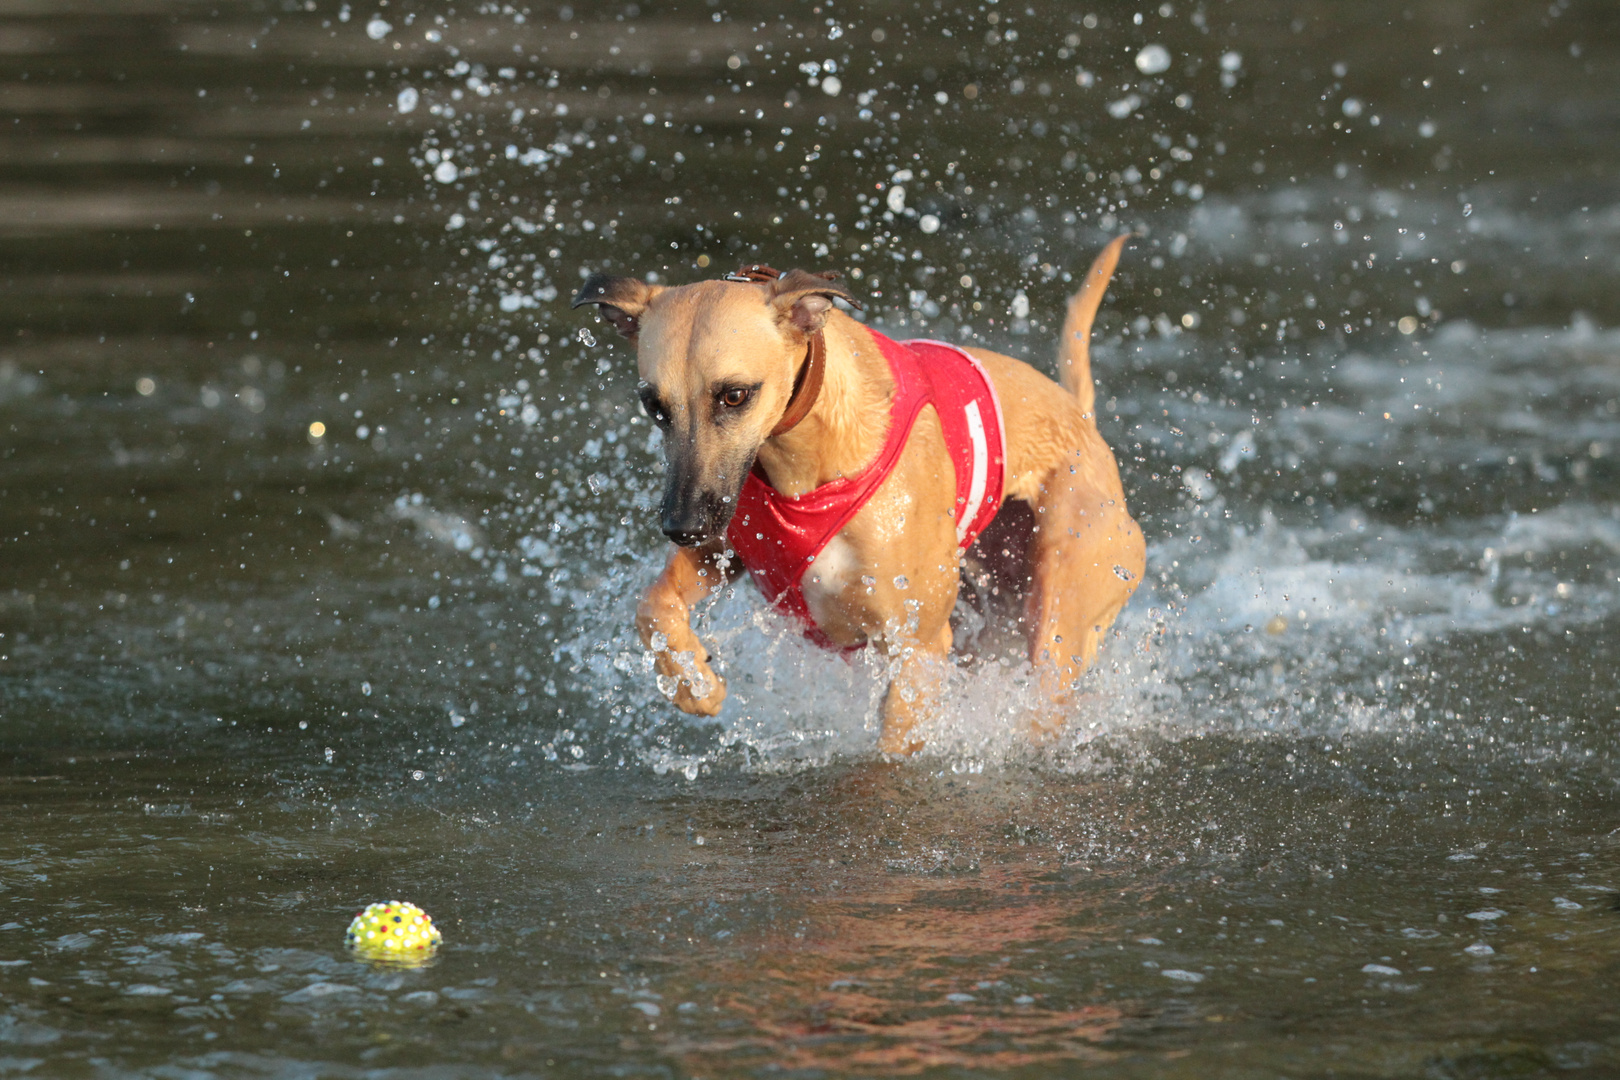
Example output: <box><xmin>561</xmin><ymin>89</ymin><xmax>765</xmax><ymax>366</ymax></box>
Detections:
<box><xmin>572</xmin><ymin>273</ymin><xmax>655</xmax><ymax>339</ymax></box>
<box><xmin>770</xmin><ymin>269</ymin><xmax>863</xmax><ymax>335</ymax></box>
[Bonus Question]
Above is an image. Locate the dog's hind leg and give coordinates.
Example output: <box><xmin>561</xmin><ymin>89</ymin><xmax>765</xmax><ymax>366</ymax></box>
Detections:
<box><xmin>1016</xmin><ymin>233</ymin><xmax>1144</xmax><ymax>722</ymax></box>
<box><xmin>1024</xmin><ymin>444</ymin><xmax>1145</xmax><ymax>709</ymax></box>
<box><xmin>636</xmin><ymin>541</ymin><xmax>734</xmax><ymax>716</ymax></box>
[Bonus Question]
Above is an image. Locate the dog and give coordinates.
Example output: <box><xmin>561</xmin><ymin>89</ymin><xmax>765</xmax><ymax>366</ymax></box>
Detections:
<box><xmin>573</xmin><ymin>237</ymin><xmax>1144</xmax><ymax>754</ymax></box>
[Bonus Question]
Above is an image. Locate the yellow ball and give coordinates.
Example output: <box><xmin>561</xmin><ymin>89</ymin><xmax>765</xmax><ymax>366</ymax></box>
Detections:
<box><xmin>345</xmin><ymin>901</ymin><xmax>442</xmax><ymax>959</ymax></box>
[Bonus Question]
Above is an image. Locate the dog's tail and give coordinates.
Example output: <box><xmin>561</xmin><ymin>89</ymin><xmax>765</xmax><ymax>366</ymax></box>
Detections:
<box><xmin>1057</xmin><ymin>234</ymin><xmax>1129</xmax><ymax>419</ymax></box>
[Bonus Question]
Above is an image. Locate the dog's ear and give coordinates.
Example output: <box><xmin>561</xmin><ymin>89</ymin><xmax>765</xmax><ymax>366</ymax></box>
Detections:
<box><xmin>572</xmin><ymin>273</ymin><xmax>654</xmax><ymax>339</ymax></box>
<box><xmin>770</xmin><ymin>269</ymin><xmax>863</xmax><ymax>335</ymax></box>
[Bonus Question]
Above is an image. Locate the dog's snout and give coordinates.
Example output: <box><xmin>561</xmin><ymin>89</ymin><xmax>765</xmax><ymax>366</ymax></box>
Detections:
<box><xmin>660</xmin><ymin>485</ymin><xmax>734</xmax><ymax>547</ymax></box>
<box><xmin>655</xmin><ymin>425</ymin><xmax>752</xmax><ymax>548</ymax></box>
<box><xmin>660</xmin><ymin>502</ymin><xmax>719</xmax><ymax>547</ymax></box>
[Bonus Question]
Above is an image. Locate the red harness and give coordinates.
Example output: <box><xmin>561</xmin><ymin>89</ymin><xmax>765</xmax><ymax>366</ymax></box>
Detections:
<box><xmin>726</xmin><ymin>331</ymin><xmax>1007</xmax><ymax>647</ymax></box>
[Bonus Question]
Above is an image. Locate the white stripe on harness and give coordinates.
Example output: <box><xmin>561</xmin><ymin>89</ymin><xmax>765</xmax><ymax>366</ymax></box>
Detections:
<box><xmin>958</xmin><ymin>399</ymin><xmax>988</xmax><ymax>545</ymax></box>
<box><xmin>908</xmin><ymin>339</ymin><xmax>1006</xmax><ymax>548</ymax></box>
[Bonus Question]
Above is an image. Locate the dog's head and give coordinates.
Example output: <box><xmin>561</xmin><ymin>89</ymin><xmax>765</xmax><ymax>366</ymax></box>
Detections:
<box><xmin>573</xmin><ymin>267</ymin><xmax>859</xmax><ymax>547</ymax></box>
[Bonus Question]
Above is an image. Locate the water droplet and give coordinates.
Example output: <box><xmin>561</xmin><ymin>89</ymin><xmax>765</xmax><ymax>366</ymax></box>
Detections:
<box><xmin>1135</xmin><ymin>44</ymin><xmax>1172</xmax><ymax>75</ymax></box>
<box><xmin>1107</xmin><ymin>94</ymin><xmax>1142</xmax><ymax>119</ymax></box>
<box><xmin>577</xmin><ymin>327</ymin><xmax>597</xmax><ymax>347</ymax></box>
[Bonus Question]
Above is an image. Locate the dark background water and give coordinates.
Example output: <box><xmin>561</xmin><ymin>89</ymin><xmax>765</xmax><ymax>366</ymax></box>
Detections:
<box><xmin>3</xmin><ymin>1</ymin><xmax>1619</xmax><ymax>1076</ymax></box>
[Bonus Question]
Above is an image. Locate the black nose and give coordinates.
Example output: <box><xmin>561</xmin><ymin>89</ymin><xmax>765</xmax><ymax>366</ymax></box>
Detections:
<box><xmin>660</xmin><ymin>503</ymin><xmax>716</xmax><ymax>547</ymax></box>
<box><xmin>659</xmin><ymin>476</ymin><xmax>734</xmax><ymax>547</ymax></box>
<box><xmin>661</xmin><ymin>524</ymin><xmax>712</xmax><ymax>547</ymax></box>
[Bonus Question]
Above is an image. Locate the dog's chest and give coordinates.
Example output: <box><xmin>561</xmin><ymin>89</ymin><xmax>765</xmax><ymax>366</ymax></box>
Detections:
<box><xmin>798</xmin><ymin>533</ymin><xmax>870</xmax><ymax>644</ymax></box>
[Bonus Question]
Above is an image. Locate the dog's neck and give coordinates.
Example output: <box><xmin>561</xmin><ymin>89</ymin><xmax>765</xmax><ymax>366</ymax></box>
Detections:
<box><xmin>752</xmin><ymin>314</ymin><xmax>893</xmax><ymax>497</ymax></box>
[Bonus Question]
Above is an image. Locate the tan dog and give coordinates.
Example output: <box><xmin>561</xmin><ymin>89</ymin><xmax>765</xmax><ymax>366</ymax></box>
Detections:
<box><xmin>573</xmin><ymin>237</ymin><xmax>1144</xmax><ymax>754</ymax></box>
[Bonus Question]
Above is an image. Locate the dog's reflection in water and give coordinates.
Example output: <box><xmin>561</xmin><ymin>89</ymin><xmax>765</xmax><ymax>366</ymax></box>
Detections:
<box><xmin>658</xmin><ymin>864</ymin><xmax>1128</xmax><ymax>1072</ymax></box>
<box><xmin>651</xmin><ymin>767</ymin><xmax>1140</xmax><ymax>1073</ymax></box>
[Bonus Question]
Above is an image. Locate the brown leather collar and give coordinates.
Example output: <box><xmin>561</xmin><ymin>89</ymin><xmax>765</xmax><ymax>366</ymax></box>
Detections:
<box><xmin>769</xmin><ymin>330</ymin><xmax>824</xmax><ymax>437</ymax></box>
<box><xmin>724</xmin><ymin>264</ymin><xmax>825</xmax><ymax>438</ymax></box>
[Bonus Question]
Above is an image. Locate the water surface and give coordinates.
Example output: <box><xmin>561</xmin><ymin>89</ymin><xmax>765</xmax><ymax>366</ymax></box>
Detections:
<box><xmin>3</xmin><ymin>1</ymin><xmax>1620</xmax><ymax>1076</ymax></box>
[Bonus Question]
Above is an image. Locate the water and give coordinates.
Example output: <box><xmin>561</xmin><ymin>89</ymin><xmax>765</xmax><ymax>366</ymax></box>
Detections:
<box><xmin>3</xmin><ymin>0</ymin><xmax>1619</xmax><ymax>1075</ymax></box>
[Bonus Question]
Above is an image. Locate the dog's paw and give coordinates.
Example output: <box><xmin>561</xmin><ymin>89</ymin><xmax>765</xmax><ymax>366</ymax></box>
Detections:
<box><xmin>877</xmin><ymin>728</ymin><xmax>925</xmax><ymax>757</ymax></box>
<box><xmin>653</xmin><ymin>650</ymin><xmax>727</xmax><ymax>716</ymax></box>
<box><xmin>876</xmin><ymin>705</ymin><xmax>925</xmax><ymax>756</ymax></box>
<box><xmin>1026</xmin><ymin>695</ymin><xmax>1086</xmax><ymax>745</ymax></box>
<box><xmin>1025</xmin><ymin>711</ymin><xmax>1067</xmax><ymax>745</ymax></box>
<box><xmin>672</xmin><ymin>674</ymin><xmax>726</xmax><ymax>716</ymax></box>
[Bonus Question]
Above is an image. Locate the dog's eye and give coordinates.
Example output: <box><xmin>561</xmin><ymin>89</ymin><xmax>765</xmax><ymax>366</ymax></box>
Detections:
<box><xmin>719</xmin><ymin>387</ymin><xmax>750</xmax><ymax>409</ymax></box>
<box><xmin>638</xmin><ymin>389</ymin><xmax>669</xmax><ymax>426</ymax></box>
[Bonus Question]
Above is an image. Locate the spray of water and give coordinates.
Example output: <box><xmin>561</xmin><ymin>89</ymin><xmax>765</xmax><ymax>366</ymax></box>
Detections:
<box><xmin>349</xmin><ymin>7</ymin><xmax>1620</xmax><ymax>780</ymax></box>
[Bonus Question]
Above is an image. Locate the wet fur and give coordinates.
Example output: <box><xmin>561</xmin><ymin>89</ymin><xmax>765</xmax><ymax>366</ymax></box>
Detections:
<box><xmin>575</xmin><ymin>238</ymin><xmax>1145</xmax><ymax>754</ymax></box>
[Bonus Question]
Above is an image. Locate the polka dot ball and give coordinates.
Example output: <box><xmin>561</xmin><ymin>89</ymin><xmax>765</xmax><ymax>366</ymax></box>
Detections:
<box><xmin>345</xmin><ymin>901</ymin><xmax>442</xmax><ymax>958</ymax></box>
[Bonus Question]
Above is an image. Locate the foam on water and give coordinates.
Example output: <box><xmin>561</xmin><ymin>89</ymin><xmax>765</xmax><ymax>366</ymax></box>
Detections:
<box><xmin>477</xmin><ymin>483</ymin><xmax>1619</xmax><ymax>778</ymax></box>
<box><xmin>1303</xmin><ymin>319</ymin><xmax>1620</xmax><ymax>466</ymax></box>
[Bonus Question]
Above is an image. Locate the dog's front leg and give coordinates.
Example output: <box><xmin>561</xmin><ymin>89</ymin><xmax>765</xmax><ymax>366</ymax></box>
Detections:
<box><xmin>636</xmin><ymin>541</ymin><xmax>733</xmax><ymax>716</ymax></box>
<box><xmin>876</xmin><ymin>621</ymin><xmax>953</xmax><ymax>757</ymax></box>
